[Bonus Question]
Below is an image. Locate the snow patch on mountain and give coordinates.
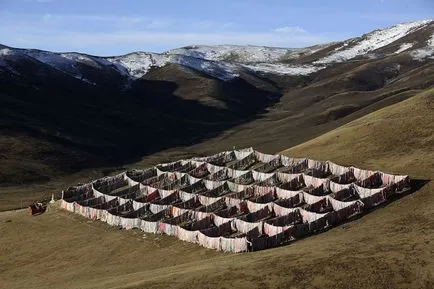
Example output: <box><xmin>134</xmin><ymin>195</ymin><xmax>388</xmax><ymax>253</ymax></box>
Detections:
<box><xmin>315</xmin><ymin>20</ymin><xmax>431</xmax><ymax>64</ymax></box>
<box><xmin>168</xmin><ymin>45</ymin><xmax>296</xmax><ymax>63</ymax></box>
<box><xmin>0</xmin><ymin>48</ymin><xmax>13</xmax><ymax>56</ymax></box>
<box><xmin>394</xmin><ymin>43</ymin><xmax>414</xmax><ymax>54</ymax></box>
<box><xmin>107</xmin><ymin>52</ymin><xmax>167</xmax><ymax>78</ymax></box>
<box><xmin>0</xmin><ymin>48</ymin><xmax>22</xmax><ymax>75</ymax></box>
<box><xmin>61</xmin><ymin>53</ymin><xmax>106</xmax><ymax>70</ymax></box>
<box><xmin>242</xmin><ymin>63</ymin><xmax>324</xmax><ymax>75</ymax></box>
<box><xmin>410</xmin><ymin>33</ymin><xmax>434</xmax><ymax>60</ymax></box>
<box><xmin>24</xmin><ymin>50</ymin><xmax>80</xmax><ymax>76</ymax></box>
<box><xmin>169</xmin><ymin>55</ymin><xmax>239</xmax><ymax>81</ymax></box>
<box><xmin>106</xmin><ymin>52</ymin><xmax>239</xmax><ymax>80</ymax></box>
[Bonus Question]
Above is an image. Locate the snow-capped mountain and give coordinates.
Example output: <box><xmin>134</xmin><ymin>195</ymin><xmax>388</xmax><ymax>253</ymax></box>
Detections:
<box><xmin>314</xmin><ymin>19</ymin><xmax>432</xmax><ymax>64</ymax></box>
<box><xmin>1</xmin><ymin>19</ymin><xmax>433</xmax><ymax>178</ymax></box>
<box><xmin>0</xmin><ymin>19</ymin><xmax>433</xmax><ymax>83</ymax></box>
<box><xmin>168</xmin><ymin>45</ymin><xmax>298</xmax><ymax>63</ymax></box>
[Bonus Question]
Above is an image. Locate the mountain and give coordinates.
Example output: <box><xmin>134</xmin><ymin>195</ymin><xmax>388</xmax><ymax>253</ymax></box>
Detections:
<box><xmin>0</xmin><ymin>19</ymin><xmax>433</xmax><ymax>191</ymax></box>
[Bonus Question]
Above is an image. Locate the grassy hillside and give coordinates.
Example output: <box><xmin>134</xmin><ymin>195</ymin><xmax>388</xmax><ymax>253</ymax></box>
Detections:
<box><xmin>282</xmin><ymin>87</ymin><xmax>434</xmax><ymax>179</ymax></box>
<box><xmin>1</xmin><ymin>89</ymin><xmax>432</xmax><ymax>289</ymax></box>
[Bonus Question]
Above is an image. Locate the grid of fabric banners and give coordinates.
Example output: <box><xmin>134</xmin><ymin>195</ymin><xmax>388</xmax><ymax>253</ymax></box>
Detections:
<box><xmin>61</xmin><ymin>148</ymin><xmax>410</xmax><ymax>252</ymax></box>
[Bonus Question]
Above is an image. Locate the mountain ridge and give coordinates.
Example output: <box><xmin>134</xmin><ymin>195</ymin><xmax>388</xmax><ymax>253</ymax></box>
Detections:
<box><xmin>1</xmin><ymin>19</ymin><xmax>432</xmax><ymax>80</ymax></box>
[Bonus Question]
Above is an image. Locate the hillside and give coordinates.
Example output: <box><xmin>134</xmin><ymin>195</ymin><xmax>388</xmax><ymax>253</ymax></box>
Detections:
<box><xmin>1</xmin><ymin>89</ymin><xmax>432</xmax><ymax>289</ymax></box>
<box><xmin>282</xmin><ymin>88</ymin><xmax>434</xmax><ymax>179</ymax></box>
<box><xmin>0</xmin><ymin>19</ymin><xmax>434</xmax><ymax>210</ymax></box>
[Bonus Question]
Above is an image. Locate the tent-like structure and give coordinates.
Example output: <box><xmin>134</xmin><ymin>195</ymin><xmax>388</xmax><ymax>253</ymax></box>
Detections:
<box><xmin>60</xmin><ymin>148</ymin><xmax>410</xmax><ymax>253</ymax></box>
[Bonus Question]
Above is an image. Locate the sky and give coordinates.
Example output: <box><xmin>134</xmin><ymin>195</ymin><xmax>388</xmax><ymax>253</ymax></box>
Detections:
<box><xmin>0</xmin><ymin>0</ymin><xmax>432</xmax><ymax>56</ymax></box>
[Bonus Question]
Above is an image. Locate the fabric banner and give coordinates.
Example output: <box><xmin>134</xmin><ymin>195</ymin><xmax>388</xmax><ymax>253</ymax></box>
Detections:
<box><xmin>329</xmin><ymin>181</ymin><xmax>352</xmax><ymax>193</ymax></box>
<box><xmin>351</xmin><ymin>167</ymin><xmax>376</xmax><ymax>181</ymax></box>
<box><xmin>254</xmin><ymin>150</ymin><xmax>279</xmax><ymax>163</ymax></box>
<box><xmin>299</xmin><ymin>208</ymin><xmax>329</xmax><ymax>223</ymax></box>
<box><xmin>197</xmin><ymin>231</ymin><xmax>221</xmax><ymax>250</ymax></box>
<box><xmin>273</xmin><ymin>204</ymin><xmax>298</xmax><ymax>217</ymax></box>
<box><xmin>303</xmin><ymin>174</ymin><xmax>329</xmax><ymax>189</ymax></box>
<box><xmin>246</xmin><ymin>200</ymin><xmax>272</xmax><ymax>213</ymax></box>
<box><xmin>177</xmin><ymin>227</ymin><xmax>198</xmax><ymax>243</ymax></box>
<box><xmin>263</xmin><ymin>222</ymin><xmax>291</xmax><ymax>236</ymax></box>
<box><xmin>149</xmin><ymin>203</ymin><xmax>169</xmax><ymax>214</ymax></box>
<box><xmin>327</xmin><ymin>161</ymin><xmax>350</xmax><ymax>176</ymax></box>
<box><xmin>234</xmin><ymin>219</ymin><xmax>263</xmax><ymax>234</ymax></box>
<box><xmin>307</xmin><ymin>159</ymin><xmax>328</xmax><ymax>170</ymax></box>
<box><xmin>302</xmin><ymin>192</ymin><xmax>325</xmax><ymax>205</ymax></box>
<box><xmin>276</xmin><ymin>188</ymin><xmax>302</xmax><ymax>199</ymax></box>
<box><xmin>326</xmin><ymin>196</ymin><xmax>362</xmax><ymax>211</ymax></box>
<box><xmin>140</xmin><ymin>220</ymin><xmax>158</xmax><ymax>234</ymax></box>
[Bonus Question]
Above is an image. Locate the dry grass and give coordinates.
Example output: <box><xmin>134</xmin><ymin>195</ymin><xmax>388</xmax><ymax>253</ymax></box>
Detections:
<box><xmin>282</xmin><ymin>87</ymin><xmax>434</xmax><ymax>179</ymax></box>
<box><xmin>0</xmin><ymin>89</ymin><xmax>433</xmax><ymax>289</ymax></box>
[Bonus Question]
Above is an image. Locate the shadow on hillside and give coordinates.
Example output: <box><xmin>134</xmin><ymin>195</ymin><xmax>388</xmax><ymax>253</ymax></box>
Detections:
<box><xmin>0</xmin><ymin>63</ymin><xmax>283</xmax><ymax>183</ymax></box>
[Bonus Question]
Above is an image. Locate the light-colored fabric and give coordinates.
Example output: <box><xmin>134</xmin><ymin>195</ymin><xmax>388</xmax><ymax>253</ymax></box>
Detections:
<box><xmin>124</xmin><ymin>175</ymin><xmax>139</xmax><ymax>187</ymax></box>
<box><xmin>276</xmin><ymin>172</ymin><xmax>302</xmax><ymax>183</ymax></box>
<box><xmin>234</xmin><ymin>237</ymin><xmax>248</xmax><ymax>253</ymax></box>
<box><xmin>203</xmin><ymin>179</ymin><xmax>225</xmax><ymax>190</ymax></box>
<box><xmin>198</xmin><ymin>195</ymin><xmax>222</xmax><ymax>206</ymax></box>
<box><xmin>140</xmin><ymin>220</ymin><xmax>158</xmax><ymax>234</ymax></box>
<box><xmin>307</xmin><ymin>159</ymin><xmax>328</xmax><ymax>170</ymax></box>
<box><xmin>327</xmin><ymin>161</ymin><xmax>350</xmax><ymax>176</ymax></box>
<box><xmin>234</xmin><ymin>219</ymin><xmax>263</xmax><ymax>234</ymax></box>
<box><xmin>303</xmin><ymin>174</ymin><xmax>329</xmax><ymax>189</ymax></box>
<box><xmin>149</xmin><ymin>203</ymin><xmax>168</xmax><ymax>214</ymax></box>
<box><xmin>132</xmin><ymin>200</ymin><xmax>146</xmax><ymax>211</ymax></box>
<box><xmin>234</xmin><ymin>150</ymin><xmax>252</xmax><ymax>160</ymax></box>
<box><xmin>299</xmin><ymin>208</ymin><xmax>328</xmax><ymax>223</ymax></box>
<box><xmin>226</xmin><ymin>181</ymin><xmax>250</xmax><ymax>192</ymax></box>
<box><xmin>159</xmin><ymin>189</ymin><xmax>177</xmax><ymax>199</ymax></box>
<box><xmin>197</xmin><ymin>232</ymin><xmax>221</xmax><ymax>250</ymax></box>
<box><xmin>172</xmin><ymin>206</ymin><xmax>189</xmax><ymax>217</ymax></box>
<box><xmin>193</xmin><ymin>211</ymin><xmax>211</xmax><ymax>221</ymax></box>
<box><xmin>353</xmin><ymin>184</ymin><xmax>385</xmax><ymax>198</ymax></box>
<box><xmin>254</xmin><ymin>150</ymin><xmax>279</xmax><ymax>163</ymax></box>
<box><xmin>252</xmin><ymin>171</ymin><xmax>274</xmax><ymax>182</ymax></box>
<box><xmin>177</xmin><ymin>227</ymin><xmax>198</xmax><ymax>243</ymax></box>
<box><xmin>273</xmin><ymin>204</ymin><xmax>298</xmax><ymax>217</ymax></box>
<box><xmin>212</xmin><ymin>214</ymin><xmax>234</xmax><ymax>227</ymax></box>
<box><xmin>206</xmin><ymin>163</ymin><xmax>224</xmax><ymax>175</ymax></box>
<box><xmin>351</xmin><ymin>167</ymin><xmax>376</xmax><ymax>181</ymax></box>
<box><xmin>275</xmin><ymin>188</ymin><xmax>302</xmax><ymax>199</ymax></box>
<box><xmin>263</xmin><ymin>222</ymin><xmax>292</xmax><ymax>236</ymax></box>
<box><xmin>253</xmin><ymin>185</ymin><xmax>275</xmax><ymax>196</ymax></box>
<box><xmin>329</xmin><ymin>181</ymin><xmax>352</xmax><ymax>193</ymax></box>
<box><xmin>60</xmin><ymin>149</ymin><xmax>409</xmax><ymax>252</ymax></box>
<box><xmin>224</xmin><ymin>196</ymin><xmax>243</xmax><ymax>208</ymax></box>
<box><xmin>246</xmin><ymin>200</ymin><xmax>272</xmax><ymax>213</ymax></box>
<box><xmin>120</xmin><ymin>217</ymin><xmax>137</xmax><ymax>230</ymax></box>
<box><xmin>327</xmin><ymin>196</ymin><xmax>362</xmax><ymax>211</ymax></box>
<box><xmin>302</xmin><ymin>192</ymin><xmax>325</xmax><ymax>205</ymax></box>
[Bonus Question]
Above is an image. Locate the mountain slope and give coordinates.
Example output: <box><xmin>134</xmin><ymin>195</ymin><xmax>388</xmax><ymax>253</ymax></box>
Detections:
<box><xmin>283</xmin><ymin>88</ymin><xmax>434</xmax><ymax>179</ymax></box>
<box><xmin>1</xmin><ymin>89</ymin><xmax>433</xmax><ymax>289</ymax></box>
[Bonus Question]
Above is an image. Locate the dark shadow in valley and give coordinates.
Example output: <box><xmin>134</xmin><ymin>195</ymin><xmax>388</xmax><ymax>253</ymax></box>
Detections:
<box><xmin>0</xmin><ymin>61</ymin><xmax>282</xmax><ymax>183</ymax></box>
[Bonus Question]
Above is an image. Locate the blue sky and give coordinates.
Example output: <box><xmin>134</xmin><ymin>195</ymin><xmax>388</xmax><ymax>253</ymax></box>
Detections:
<box><xmin>0</xmin><ymin>0</ymin><xmax>432</xmax><ymax>55</ymax></box>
